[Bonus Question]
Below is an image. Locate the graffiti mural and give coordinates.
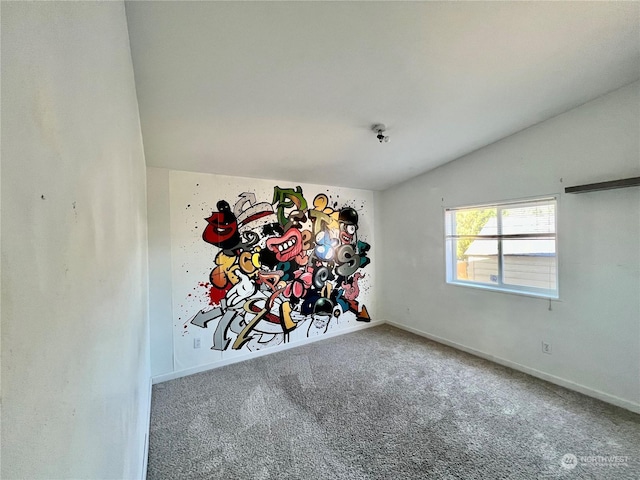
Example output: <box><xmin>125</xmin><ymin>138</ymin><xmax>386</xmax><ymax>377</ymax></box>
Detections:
<box><xmin>187</xmin><ymin>186</ymin><xmax>371</xmax><ymax>352</ymax></box>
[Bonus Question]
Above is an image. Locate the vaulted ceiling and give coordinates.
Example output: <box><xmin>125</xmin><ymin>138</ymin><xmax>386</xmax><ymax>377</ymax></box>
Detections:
<box><xmin>125</xmin><ymin>1</ymin><xmax>639</xmax><ymax>190</ymax></box>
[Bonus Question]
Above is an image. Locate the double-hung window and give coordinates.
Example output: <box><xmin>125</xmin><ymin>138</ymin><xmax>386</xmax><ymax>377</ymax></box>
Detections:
<box><xmin>445</xmin><ymin>197</ymin><xmax>558</xmax><ymax>298</ymax></box>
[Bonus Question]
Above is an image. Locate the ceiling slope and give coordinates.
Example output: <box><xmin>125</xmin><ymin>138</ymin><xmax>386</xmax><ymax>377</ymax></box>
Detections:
<box><xmin>125</xmin><ymin>1</ymin><xmax>640</xmax><ymax>190</ymax></box>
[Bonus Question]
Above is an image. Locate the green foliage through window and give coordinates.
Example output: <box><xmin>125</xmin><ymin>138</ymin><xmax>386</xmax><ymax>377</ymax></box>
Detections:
<box><xmin>454</xmin><ymin>208</ymin><xmax>496</xmax><ymax>259</ymax></box>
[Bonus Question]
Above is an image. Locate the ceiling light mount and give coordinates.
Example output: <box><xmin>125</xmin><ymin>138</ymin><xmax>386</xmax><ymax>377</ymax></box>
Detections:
<box><xmin>372</xmin><ymin>124</ymin><xmax>390</xmax><ymax>143</ymax></box>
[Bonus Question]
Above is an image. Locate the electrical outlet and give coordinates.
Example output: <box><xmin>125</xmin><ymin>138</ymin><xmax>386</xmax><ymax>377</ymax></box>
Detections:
<box><xmin>541</xmin><ymin>341</ymin><xmax>552</xmax><ymax>355</ymax></box>
<box><xmin>194</xmin><ymin>338</ymin><xmax>201</xmax><ymax>349</ymax></box>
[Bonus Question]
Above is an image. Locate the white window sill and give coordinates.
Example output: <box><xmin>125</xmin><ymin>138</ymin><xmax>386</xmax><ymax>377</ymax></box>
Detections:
<box><xmin>446</xmin><ymin>280</ymin><xmax>560</xmax><ymax>300</ymax></box>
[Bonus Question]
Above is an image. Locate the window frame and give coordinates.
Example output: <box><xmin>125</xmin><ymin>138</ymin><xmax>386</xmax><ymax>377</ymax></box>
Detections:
<box><xmin>444</xmin><ymin>196</ymin><xmax>559</xmax><ymax>299</ymax></box>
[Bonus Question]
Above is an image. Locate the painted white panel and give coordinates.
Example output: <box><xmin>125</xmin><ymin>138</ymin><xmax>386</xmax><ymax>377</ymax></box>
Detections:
<box><xmin>161</xmin><ymin>170</ymin><xmax>376</xmax><ymax>373</ymax></box>
<box><xmin>1</xmin><ymin>2</ymin><xmax>149</xmax><ymax>478</ymax></box>
<box><xmin>379</xmin><ymin>82</ymin><xmax>640</xmax><ymax>409</ymax></box>
<box><xmin>147</xmin><ymin>167</ymin><xmax>174</xmax><ymax>376</ymax></box>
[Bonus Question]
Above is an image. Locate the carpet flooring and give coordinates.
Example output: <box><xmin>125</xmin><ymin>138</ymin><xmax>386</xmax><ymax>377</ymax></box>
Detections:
<box><xmin>147</xmin><ymin>325</ymin><xmax>640</xmax><ymax>479</ymax></box>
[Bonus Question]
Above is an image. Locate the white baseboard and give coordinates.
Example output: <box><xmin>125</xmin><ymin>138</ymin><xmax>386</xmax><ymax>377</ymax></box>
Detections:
<box><xmin>152</xmin><ymin>320</ymin><xmax>384</xmax><ymax>385</ymax></box>
<box><xmin>386</xmin><ymin>320</ymin><xmax>640</xmax><ymax>415</ymax></box>
<box><xmin>140</xmin><ymin>377</ymin><xmax>152</xmax><ymax>480</ymax></box>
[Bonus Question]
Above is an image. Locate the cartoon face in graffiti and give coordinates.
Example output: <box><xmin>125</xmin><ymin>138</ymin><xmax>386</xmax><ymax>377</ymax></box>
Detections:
<box><xmin>338</xmin><ymin>207</ymin><xmax>358</xmax><ymax>245</ymax></box>
<box><xmin>203</xmin><ymin>200</ymin><xmax>241</xmax><ymax>250</ymax></box>
<box><xmin>265</xmin><ymin>227</ymin><xmax>303</xmax><ymax>262</ymax></box>
<box><xmin>307</xmin><ymin>297</ymin><xmax>333</xmax><ymax>336</ymax></box>
<box><xmin>233</xmin><ymin>193</ymin><xmax>279</xmax><ymax>251</ymax></box>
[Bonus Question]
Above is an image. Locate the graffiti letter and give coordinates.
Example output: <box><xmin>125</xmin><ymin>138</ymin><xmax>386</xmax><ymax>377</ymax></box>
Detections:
<box><xmin>233</xmin><ymin>299</ymin><xmax>268</xmax><ymax>350</ymax></box>
<box><xmin>309</xmin><ymin>208</ymin><xmax>332</xmax><ymax>236</ymax></box>
<box><xmin>210</xmin><ymin>252</ymin><xmax>239</xmax><ymax>288</ymax></box>
<box><xmin>238</xmin><ymin>251</ymin><xmax>258</xmax><ymax>275</ymax></box>
<box><xmin>211</xmin><ymin>310</ymin><xmax>238</xmax><ymax>351</ymax></box>
<box><xmin>335</xmin><ymin>244</ymin><xmax>360</xmax><ymax>277</ymax></box>
<box><xmin>313</xmin><ymin>266</ymin><xmax>330</xmax><ymax>289</ymax></box>
<box><xmin>190</xmin><ymin>307</ymin><xmax>223</xmax><ymax>328</ymax></box>
<box><xmin>272</xmin><ymin>186</ymin><xmax>308</xmax><ymax>226</ymax></box>
<box><xmin>309</xmin><ymin>194</ymin><xmax>339</xmax><ymax>234</ymax></box>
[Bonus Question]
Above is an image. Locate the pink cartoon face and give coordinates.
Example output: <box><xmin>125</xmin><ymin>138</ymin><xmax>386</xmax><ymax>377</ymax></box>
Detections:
<box><xmin>265</xmin><ymin>228</ymin><xmax>303</xmax><ymax>262</ymax></box>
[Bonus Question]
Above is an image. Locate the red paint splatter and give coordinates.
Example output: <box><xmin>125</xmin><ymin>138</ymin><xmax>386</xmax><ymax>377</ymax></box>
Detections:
<box><xmin>197</xmin><ymin>281</ymin><xmax>230</xmax><ymax>306</ymax></box>
<box><xmin>208</xmin><ymin>284</ymin><xmax>231</xmax><ymax>306</ymax></box>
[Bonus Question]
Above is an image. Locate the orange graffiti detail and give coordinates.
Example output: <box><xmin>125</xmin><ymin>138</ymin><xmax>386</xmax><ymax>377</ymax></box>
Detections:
<box><xmin>210</xmin><ymin>252</ymin><xmax>239</xmax><ymax>288</ymax></box>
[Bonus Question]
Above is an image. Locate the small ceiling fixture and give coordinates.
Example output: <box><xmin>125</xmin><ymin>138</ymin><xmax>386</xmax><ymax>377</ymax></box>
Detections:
<box><xmin>372</xmin><ymin>124</ymin><xmax>390</xmax><ymax>143</ymax></box>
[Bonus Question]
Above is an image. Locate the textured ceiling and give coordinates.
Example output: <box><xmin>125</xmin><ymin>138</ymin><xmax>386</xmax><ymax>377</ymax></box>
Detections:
<box><xmin>125</xmin><ymin>1</ymin><xmax>640</xmax><ymax>191</ymax></box>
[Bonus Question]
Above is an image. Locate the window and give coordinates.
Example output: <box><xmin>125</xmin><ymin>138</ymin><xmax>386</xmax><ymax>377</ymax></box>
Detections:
<box><xmin>445</xmin><ymin>197</ymin><xmax>558</xmax><ymax>298</ymax></box>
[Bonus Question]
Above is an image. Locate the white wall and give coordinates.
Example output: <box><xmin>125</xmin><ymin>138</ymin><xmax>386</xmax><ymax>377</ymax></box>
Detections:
<box><xmin>147</xmin><ymin>168</ymin><xmax>174</xmax><ymax>377</ymax></box>
<box><xmin>378</xmin><ymin>81</ymin><xmax>640</xmax><ymax>411</ymax></box>
<box><xmin>1</xmin><ymin>3</ymin><xmax>150</xmax><ymax>478</ymax></box>
<box><xmin>148</xmin><ymin>168</ymin><xmax>378</xmax><ymax>380</ymax></box>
